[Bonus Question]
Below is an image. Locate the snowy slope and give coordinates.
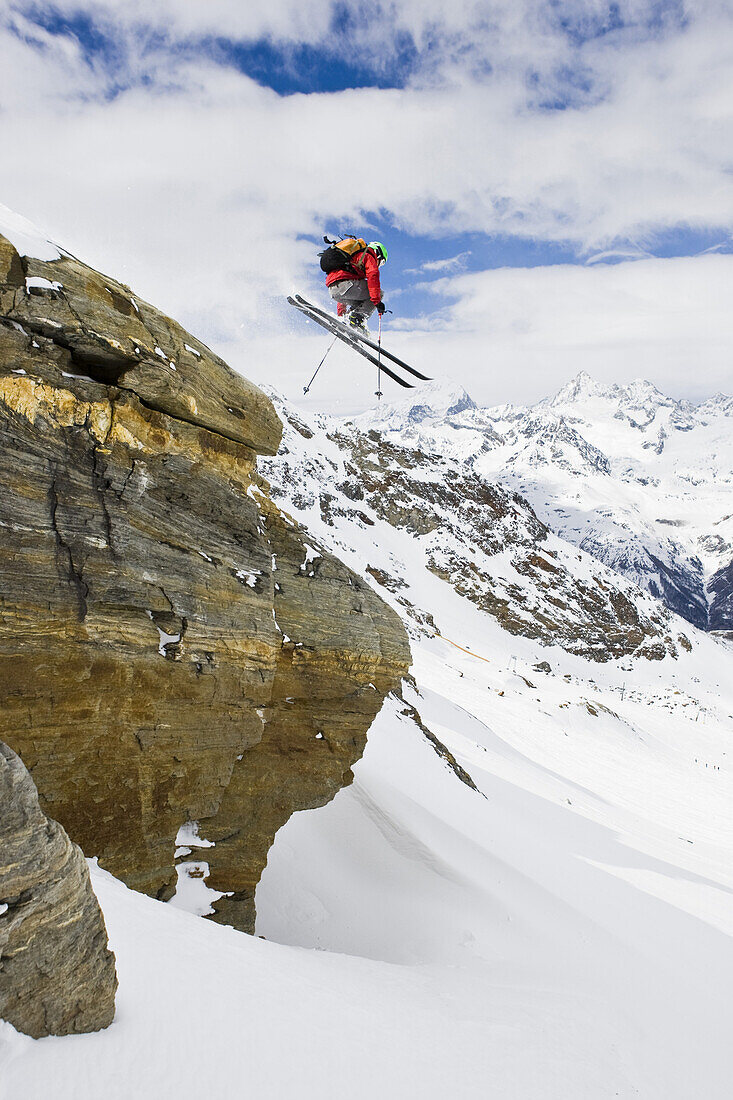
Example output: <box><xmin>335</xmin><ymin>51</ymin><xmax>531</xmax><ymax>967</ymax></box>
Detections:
<box><xmin>4</xmin><ymin>619</ymin><xmax>733</xmax><ymax>1100</ymax></box>
<box><xmin>355</xmin><ymin>372</ymin><xmax>733</xmax><ymax>631</ymax></box>
<box><xmin>3</xmin><ymin>388</ymin><xmax>733</xmax><ymax>1100</ymax></box>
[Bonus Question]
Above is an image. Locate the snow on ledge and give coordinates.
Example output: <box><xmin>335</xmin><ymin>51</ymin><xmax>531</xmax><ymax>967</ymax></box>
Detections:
<box><xmin>174</xmin><ymin>819</ymin><xmax>215</xmax><ymax>853</ymax></box>
<box><xmin>0</xmin><ymin>202</ymin><xmax>62</xmax><ymax>262</ymax></box>
<box><xmin>25</xmin><ymin>276</ymin><xmax>63</xmax><ymax>292</ymax></box>
<box><xmin>168</xmin><ymin>861</ymin><xmax>232</xmax><ymax>918</ymax></box>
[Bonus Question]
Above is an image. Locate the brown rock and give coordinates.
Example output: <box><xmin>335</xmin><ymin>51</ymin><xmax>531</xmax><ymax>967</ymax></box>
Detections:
<box><xmin>1</xmin><ymin>232</ymin><xmax>281</xmax><ymax>454</ymax></box>
<box><xmin>0</xmin><ymin>236</ymin><xmax>24</xmax><ymax>290</ymax></box>
<box><xmin>0</xmin><ymin>741</ymin><xmax>117</xmax><ymax>1038</ymax></box>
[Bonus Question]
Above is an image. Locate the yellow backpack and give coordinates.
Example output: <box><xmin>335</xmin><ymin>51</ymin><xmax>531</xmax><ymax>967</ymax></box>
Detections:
<box><xmin>319</xmin><ymin>235</ymin><xmax>368</xmax><ymax>274</ymax></box>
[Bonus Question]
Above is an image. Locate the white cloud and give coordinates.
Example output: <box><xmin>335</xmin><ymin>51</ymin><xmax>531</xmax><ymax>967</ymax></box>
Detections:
<box><xmin>3</xmin><ymin>2</ymin><xmax>731</xmax><ymax>249</ymax></box>
<box><xmin>405</xmin><ymin>251</ymin><xmax>473</xmax><ymax>276</ymax></box>
<box><xmin>401</xmin><ymin>254</ymin><xmax>733</xmax><ymax>409</ymax></box>
<box><xmin>585</xmin><ymin>248</ymin><xmax>653</xmax><ymax>265</ymax></box>
<box><xmin>5</xmin><ymin>0</ymin><xmax>336</xmax><ymax>46</ymax></box>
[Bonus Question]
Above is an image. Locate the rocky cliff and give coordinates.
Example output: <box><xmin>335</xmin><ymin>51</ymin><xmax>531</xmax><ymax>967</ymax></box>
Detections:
<box><xmin>0</xmin><ymin>229</ymin><xmax>410</xmax><ymax>935</ymax></box>
<box><xmin>0</xmin><ymin>741</ymin><xmax>117</xmax><ymax>1038</ymax></box>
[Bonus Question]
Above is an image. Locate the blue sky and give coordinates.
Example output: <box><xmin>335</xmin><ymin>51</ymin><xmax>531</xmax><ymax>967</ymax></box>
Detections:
<box><xmin>2</xmin><ymin>1</ymin><xmax>732</xmax><ymax>409</ymax></box>
<box><xmin>22</xmin><ymin>5</ymin><xmax>419</xmax><ymax>94</ymax></box>
<box><xmin>311</xmin><ymin>223</ymin><xmax>733</xmax><ymax>322</ymax></box>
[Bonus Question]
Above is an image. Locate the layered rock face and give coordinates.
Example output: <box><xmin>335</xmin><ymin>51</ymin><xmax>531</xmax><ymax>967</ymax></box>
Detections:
<box><xmin>0</xmin><ymin>741</ymin><xmax>117</xmax><ymax>1038</ymax></box>
<box><xmin>204</xmin><ymin>508</ymin><xmax>409</xmax><ymax>926</ymax></box>
<box><xmin>0</xmin><ymin>232</ymin><xmax>410</xmax><ymax>934</ymax></box>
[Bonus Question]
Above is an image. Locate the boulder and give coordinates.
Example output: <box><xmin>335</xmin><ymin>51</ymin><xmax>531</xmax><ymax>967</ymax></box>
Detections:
<box><xmin>0</xmin><ymin>742</ymin><xmax>117</xmax><ymax>1038</ymax></box>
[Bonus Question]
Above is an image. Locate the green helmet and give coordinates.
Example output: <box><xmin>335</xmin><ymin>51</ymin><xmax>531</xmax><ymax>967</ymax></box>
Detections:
<box><xmin>369</xmin><ymin>241</ymin><xmax>388</xmax><ymax>264</ymax></box>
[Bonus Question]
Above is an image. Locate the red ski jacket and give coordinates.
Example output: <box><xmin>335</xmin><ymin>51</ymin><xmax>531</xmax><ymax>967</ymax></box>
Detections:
<box><xmin>325</xmin><ymin>247</ymin><xmax>383</xmax><ymax>314</ymax></box>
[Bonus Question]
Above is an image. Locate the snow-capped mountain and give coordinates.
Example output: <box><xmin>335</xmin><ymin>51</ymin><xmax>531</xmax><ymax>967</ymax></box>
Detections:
<box><xmin>262</xmin><ymin>390</ymin><xmax>685</xmax><ymax>665</ymax></box>
<box><xmin>354</xmin><ymin>372</ymin><xmax>733</xmax><ymax>632</ymax></box>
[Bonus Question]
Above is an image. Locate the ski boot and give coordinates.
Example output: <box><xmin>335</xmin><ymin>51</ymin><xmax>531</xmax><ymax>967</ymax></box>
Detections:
<box><xmin>347</xmin><ymin>311</ymin><xmax>368</xmax><ymax>332</ymax></box>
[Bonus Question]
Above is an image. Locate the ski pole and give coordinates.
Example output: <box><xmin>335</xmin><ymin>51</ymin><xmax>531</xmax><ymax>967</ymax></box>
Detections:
<box><xmin>375</xmin><ymin>311</ymin><xmax>383</xmax><ymax>400</ymax></box>
<box><xmin>303</xmin><ymin>335</ymin><xmax>337</xmax><ymax>394</ymax></box>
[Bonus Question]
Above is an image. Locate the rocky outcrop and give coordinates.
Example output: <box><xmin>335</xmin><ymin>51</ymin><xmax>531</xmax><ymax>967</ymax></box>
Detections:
<box><xmin>203</xmin><ymin>508</ymin><xmax>409</xmax><ymax>927</ymax></box>
<box><xmin>0</xmin><ymin>233</ymin><xmax>280</xmax><ymax>453</ymax></box>
<box><xmin>0</xmin><ymin>231</ymin><xmax>410</xmax><ymax>933</ymax></box>
<box><xmin>0</xmin><ymin>742</ymin><xmax>117</xmax><ymax>1038</ymax></box>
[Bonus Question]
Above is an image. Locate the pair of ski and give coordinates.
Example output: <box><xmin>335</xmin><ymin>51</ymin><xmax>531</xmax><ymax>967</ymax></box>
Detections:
<box><xmin>287</xmin><ymin>294</ymin><xmax>430</xmax><ymax>390</ymax></box>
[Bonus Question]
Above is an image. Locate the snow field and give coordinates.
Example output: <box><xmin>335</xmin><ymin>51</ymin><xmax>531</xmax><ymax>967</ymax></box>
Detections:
<box><xmin>258</xmin><ymin>633</ymin><xmax>733</xmax><ymax>1098</ymax></box>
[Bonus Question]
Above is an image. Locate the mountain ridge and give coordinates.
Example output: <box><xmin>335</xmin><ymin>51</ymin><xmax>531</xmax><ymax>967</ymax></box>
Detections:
<box><xmin>352</xmin><ymin>371</ymin><xmax>733</xmax><ymax>631</ymax></box>
<box><xmin>261</xmin><ymin>387</ymin><xmax>689</xmax><ymax>664</ymax></box>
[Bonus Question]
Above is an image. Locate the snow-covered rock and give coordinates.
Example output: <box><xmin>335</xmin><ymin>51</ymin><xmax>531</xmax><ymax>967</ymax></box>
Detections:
<box><xmin>0</xmin><ymin>201</ymin><xmax>61</xmax><ymax>262</ymax></box>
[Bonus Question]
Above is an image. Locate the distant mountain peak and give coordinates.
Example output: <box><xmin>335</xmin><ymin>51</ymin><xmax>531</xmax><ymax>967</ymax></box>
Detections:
<box><xmin>546</xmin><ymin>373</ymin><xmax>679</xmax><ymax>418</ymax></box>
<box><xmin>622</xmin><ymin>378</ymin><xmax>667</xmax><ymax>405</ymax></box>
<box><xmin>353</xmin><ymin>379</ymin><xmax>476</xmax><ymax>432</ymax></box>
<box><xmin>548</xmin><ymin>371</ymin><xmax>620</xmax><ymax>406</ymax></box>
<box><xmin>698</xmin><ymin>392</ymin><xmax>733</xmax><ymax>416</ymax></box>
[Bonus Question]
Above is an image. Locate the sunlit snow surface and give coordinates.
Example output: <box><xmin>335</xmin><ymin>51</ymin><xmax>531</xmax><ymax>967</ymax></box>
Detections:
<box><xmin>3</xmin><ymin>389</ymin><xmax>733</xmax><ymax>1099</ymax></box>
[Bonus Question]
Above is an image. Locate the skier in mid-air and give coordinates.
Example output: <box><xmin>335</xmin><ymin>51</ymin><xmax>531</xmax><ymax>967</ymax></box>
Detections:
<box><xmin>320</xmin><ymin>237</ymin><xmax>388</xmax><ymax>329</ymax></box>
<box><xmin>287</xmin><ymin>234</ymin><xmax>429</xmax><ymax>394</ymax></box>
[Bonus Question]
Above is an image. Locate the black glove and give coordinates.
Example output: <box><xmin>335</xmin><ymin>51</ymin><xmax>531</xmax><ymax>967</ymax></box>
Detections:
<box><xmin>376</xmin><ymin>301</ymin><xmax>386</xmax><ymax>315</ymax></box>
